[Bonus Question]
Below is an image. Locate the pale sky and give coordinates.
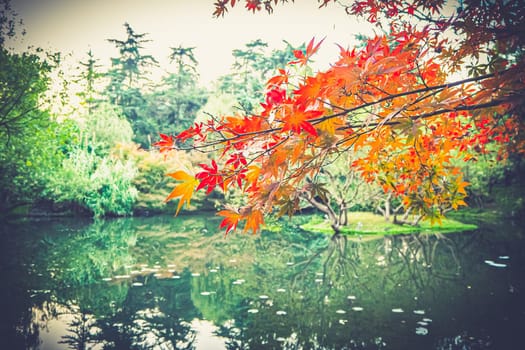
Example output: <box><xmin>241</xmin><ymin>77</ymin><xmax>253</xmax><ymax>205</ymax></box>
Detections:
<box><xmin>9</xmin><ymin>0</ymin><xmax>375</xmax><ymax>85</ymax></box>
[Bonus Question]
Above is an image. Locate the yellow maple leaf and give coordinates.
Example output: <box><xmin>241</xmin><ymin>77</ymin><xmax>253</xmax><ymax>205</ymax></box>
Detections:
<box><xmin>244</xmin><ymin>165</ymin><xmax>261</xmax><ymax>190</ymax></box>
<box><xmin>165</xmin><ymin>171</ymin><xmax>199</xmax><ymax>215</ymax></box>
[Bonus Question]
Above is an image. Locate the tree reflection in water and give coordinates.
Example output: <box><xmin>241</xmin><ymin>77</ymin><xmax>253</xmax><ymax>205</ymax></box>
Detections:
<box><xmin>58</xmin><ymin>305</ymin><xmax>100</xmax><ymax>350</ymax></box>
<box><xmin>91</xmin><ymin>273</ymin><xmax>197</xmax><ymax>350</ymax></box>
<box><xmin>212</xmin><ymin>230</ymin><xmax>473</xmax><ymax>349</ymax></box>
<box><xmin>2</xmin><ymin>216</ymin><xmax>523</xmax><ymax>349</ymax></box>
<box><xmin>380</xmin><ymin>233</ymin><xmax>465</xmax><ymax>291</ymax></box>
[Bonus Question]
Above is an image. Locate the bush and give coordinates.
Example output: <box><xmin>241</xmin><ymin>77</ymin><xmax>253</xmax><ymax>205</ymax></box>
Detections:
<box><xmin>112</xmin><ymin>142</ymin><xmax>213</xmax><ymax>214</ymax></box>
<box><xmin>46</xmin><ymin>146</ymin><xmax>138</xmax><ymax>217</ymax></box>
<box><xmin>44</xmin><ymin>104</ymin><xmax>138</xmax><ymax>217</ymax></box>
<box><xmin>79</xmin><ymin>103</ymin><xmax>134</xmax><ymax>156</ymax></box>
<box><xmin>83</xmin><ymin>157</ymin><xmax>138</xmax><ymax>217</ymax></box>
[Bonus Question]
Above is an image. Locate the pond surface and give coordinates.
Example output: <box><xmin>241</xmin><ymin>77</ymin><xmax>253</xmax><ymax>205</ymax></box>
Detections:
<box><xmin>1</xmin><ymin>214</ymin><xmax>524</xmax><ymax>349</ymax></box>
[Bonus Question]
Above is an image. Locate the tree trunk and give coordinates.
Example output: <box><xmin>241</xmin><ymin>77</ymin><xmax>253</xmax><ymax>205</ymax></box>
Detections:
<box><xmin>302</xmin><ymin>193</ymin><xmax>343</xmax><ymax>235</ymax></box>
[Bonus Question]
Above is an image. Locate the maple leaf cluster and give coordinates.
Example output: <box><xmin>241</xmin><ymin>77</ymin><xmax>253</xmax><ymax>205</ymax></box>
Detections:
<box><xmin>158</xmin><ymin>1</ymin><xmax>525</xmax><ymax>234</ymax></box>
<box><xmin>213</xmin><ymin>0</ymin><xmax>335</xmax><ymax>17</ymax></box>
<box><xmin>157</xmin><ymin>24</ymin><xmax>523</xmax><ymax>234</ymax></box>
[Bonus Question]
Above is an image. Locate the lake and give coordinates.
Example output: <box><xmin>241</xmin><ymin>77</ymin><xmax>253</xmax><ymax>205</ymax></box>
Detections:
<box><xmin>1</xmin><ymin>214</ymin><xmax>524</xmax><ymax>349</ymax></box>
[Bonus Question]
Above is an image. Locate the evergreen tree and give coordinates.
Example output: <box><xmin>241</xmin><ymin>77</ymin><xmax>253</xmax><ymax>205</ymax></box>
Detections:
<box><xmin>169</xmin><ymin>45</ymin><xmax>198</xmax><ymax>90</ymax></box>
<box><xmin>216</xmin><ymin>40</ymin><xmax>304</xmax><ymax>113</ymax></box>
<box><xmin>75</xmin><ymin>49</ymin><xmax>103</xmax><ymax>114</ymax></box>
<box><xmin>105</xmin><ymin>22</ymin><xmax>157</xmax><ymax>145</ymax></box>
<box><xmin>143</xmin><ymin>45</ymin><xmax>207</xmax><ymax>143</ymax></box>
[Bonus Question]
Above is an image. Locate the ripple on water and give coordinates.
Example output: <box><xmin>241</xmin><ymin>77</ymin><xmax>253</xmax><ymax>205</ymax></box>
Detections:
<box><xmin>484</xmin><ymin>260</ymin><xmax>507</xmax><ymax>268</ymax></box>
<box><xmin>415</xmin><ymin>327</ymin><xmax>428</xmax><ymax>335</ymax></box>
<box><xmin>114</xmin><ymin>275</ymin><xmax>131</xmax><ymax>279</ymax></box>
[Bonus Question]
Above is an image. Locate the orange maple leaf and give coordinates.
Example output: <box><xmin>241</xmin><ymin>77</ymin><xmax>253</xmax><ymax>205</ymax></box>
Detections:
<box><xmin>267</xmin><ymin>68</ymin><xmax>289</xmax><ymax>87</ymax></box>
<box><xmin>281</xmin><ymin>106</ymin><xmax>322</xmax><ymax>137</ymax></box>
<box><xmin>165</xmin><ymin>171</ymin><xmax>199</xmax><ymax>215</ymax></box>
<box><xmin>244</xmin><ymin>165</ymin><xmax>261</xmax><ymax>191</ymax></box>
<box><xmin>294</xmin><ymin>76</ymin><xmax>326</xmax><ymax>105</ymax></box>
<box><xmin>217</xmin><ymin>209</ymin><xmax>242</xmax><ymax>235</ymax></box>
<box><xmin>217</xmin><ymin>207</ymin><xmax>264</xmax><ymax>235</ymax></box>
<box><xmin>243</xmin><ymin>208</ymin><xmax>264</xmax><ymax>234</ymax></box>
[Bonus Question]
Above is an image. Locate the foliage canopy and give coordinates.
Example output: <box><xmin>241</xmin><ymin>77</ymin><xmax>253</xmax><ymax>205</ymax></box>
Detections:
<box><xmin>158</xmin><ymin>0</ymin><xmax>525</xmax><ymax>234</ymax></box>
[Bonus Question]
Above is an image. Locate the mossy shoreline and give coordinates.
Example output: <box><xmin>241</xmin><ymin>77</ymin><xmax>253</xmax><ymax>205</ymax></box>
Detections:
<box><xmin>298</xmin><ymin>211</ymin><xmax>478</xmax><ymax>236</ymax></box>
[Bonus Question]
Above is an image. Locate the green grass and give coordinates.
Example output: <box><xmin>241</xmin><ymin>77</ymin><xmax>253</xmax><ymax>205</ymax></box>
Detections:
<box><xmin>300</xmin><ymin>211</ymin><xmax>478</xmax><ymax>236</ymax></box>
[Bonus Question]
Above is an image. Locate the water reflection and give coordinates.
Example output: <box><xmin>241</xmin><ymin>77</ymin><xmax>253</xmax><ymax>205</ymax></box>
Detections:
<box><xmin>57</xmin><ymin>304</ymin><xmax>100</xmax><ymax>350</ymax></box>
<box><xmin>93</xmin><ymin>273</ymin><xmax>197</xmax><ymax>350</ymax></box>
<box><xmin>1</xmin><ymin>216</ymin><xmax>524</xmax><ymax>349</ymax></box>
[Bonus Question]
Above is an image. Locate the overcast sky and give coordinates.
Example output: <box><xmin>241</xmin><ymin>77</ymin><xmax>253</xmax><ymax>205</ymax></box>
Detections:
<box><xmin>9</xmin><ymin>0</ymin><xmax>375</xmax><ymax>85</ymax></box>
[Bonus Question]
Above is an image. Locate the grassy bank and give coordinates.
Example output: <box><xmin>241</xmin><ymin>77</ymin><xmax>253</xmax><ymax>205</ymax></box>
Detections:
<box><xmin>299</xmin><ymin>212</ymin><xmax>478</xmax><ymax>236</ymax></box>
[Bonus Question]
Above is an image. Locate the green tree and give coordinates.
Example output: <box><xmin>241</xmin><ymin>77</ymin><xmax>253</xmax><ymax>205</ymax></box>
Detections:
<box><xmin>168</xmin><ymin>45</ymin><xmax>198</xmax><ymax>90</ymax></box>
<box><xmin>0</xmin><ymin>47</ymin><xmax>52</xmax><ymax>141</ymax></box>
<box><xmin>0</xmin><ymin>117</ymin><xmax>75</xmax><ymax>215</ymax></box>
<box><xmin>105</xmin><ymin>22</ymin><xmax>157</xmax><ymax>145</ymax></box>
<box><xmin>106</xmin><ymin>22</ymin><xmax>157</xmax><ymax>94</ymax></box>
<box><xmin>296</xmin><ymin>153</ymin><xmax>377</xmax><ymax>234</ymax></box>
<box><xmin>216</xmin><ymin>40</ymin><xmax>303</xmax><ymax>113</ymax></box>
<box><xmin>0</xmin><ymin>2</ymin><xmax>69</xmax><ymax>215</ymax></box>
<box><xmin>143</xmin><ymin>45</ymin><xmax>207</xmax><ymax>142</ymax></box>
<box><xmin>0</xmin><ymin>0</ymin><xmax>22</xmax><ymax>47</ymax></box>
<box><xmin>459</xmin><ymin>149</ymin><xmax>520</xmax><ymax>212</ymax></box>
<box><xmin>75</xmin><ymin>49</ymin><xmax>103</xmax><ymax>114</ymax></box>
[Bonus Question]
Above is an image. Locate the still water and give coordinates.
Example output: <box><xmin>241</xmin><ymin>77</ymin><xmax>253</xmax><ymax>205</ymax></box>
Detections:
<box><xmin>0</xmin><ymin>214</ymin><xmax>524</xmax><ymax>349</ymax></box>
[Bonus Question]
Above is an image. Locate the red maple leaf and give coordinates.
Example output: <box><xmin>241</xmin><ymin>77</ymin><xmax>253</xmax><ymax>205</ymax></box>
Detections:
<box><xmin>195</xmin><ymin>160</ymin><xmax>224</xmax><ymax>194</ymax></box>
<box><xmin>176</xmin><ymin>122</ymin><xmax>204</xmax><ymax>142</ymax></box>
<box><xmin>153</xmin><ymin>133</ymin><xmax>174</xmax><ymax>153</ymax></box>
<box><xmin>290</xmin><ymin>37</ymin><xmax>325</xmax><ymax>66</ymax></box>
<box><xmin>265</xmin><ymin>87</ymin><xmax>286</xmax><ymax>106</ymax></box>
<box><xmin>245</xmin><ymin>0</ymin><xmax>261</xmax><ymax>13</ymax></box>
